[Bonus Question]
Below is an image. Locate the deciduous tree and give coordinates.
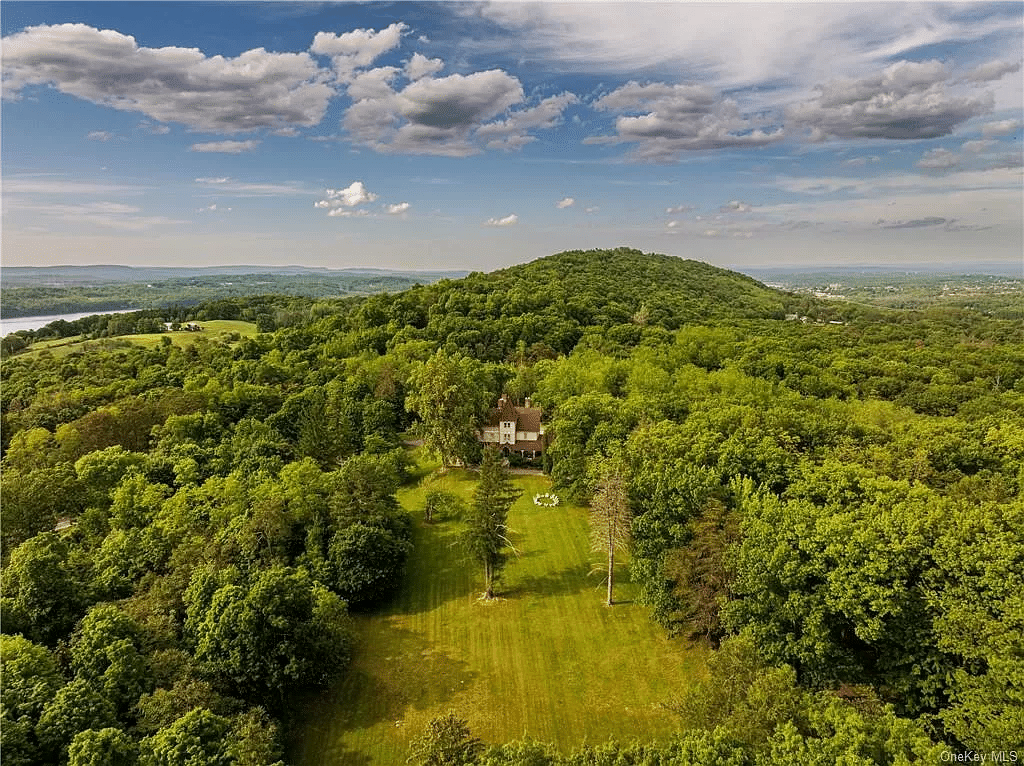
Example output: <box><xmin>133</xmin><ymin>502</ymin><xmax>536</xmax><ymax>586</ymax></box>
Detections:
<box><xmin>1</xmin><ymin>532</ymin><xmax>87</xmax><ymax>645</ymax></box>
<box><xmin>589</xmin><ymin>457</ymin><xmax>632</xmax><ymax>606</ymax></box>
<box><xmin>423</xmin><ymin>490</ymin><xmax>465</xmax><ymax>524</ymax></box>
<box><xmin>36</xmin><ymin>679</ymin><xmax>118</xmax><ymax>764</ymax></box>
<box><xmin>68</xmin><ymin>728</ymin><xmax>138</xmax><ymax>766</ymax></box>
<box><xmin>0</xmin><ymin>634</ymin><xmax>63</xmax><ymax>766</ymax></box>
<box><xmin>139</xmin><ymin>708</ymin><xmax>232</xmax><ymax>766</ymax></box>
<box><xmin>406</xmin><ymin>350</ymin><xmax>490</xmax><ymax>471</ymax></box>
<box><xmin>408</xmin><ymin>713</ymin><xmax>483</xmax><ymax>766</ymax></box>
<box><xmin>187</xmin><ymin>566</ymin><xmax>352</xmax><ymax>705</ymax></box>
<box><xmin>70</xmin><ymin>604</ymin><xmax>152</xmax><ymax>715</ymax></box>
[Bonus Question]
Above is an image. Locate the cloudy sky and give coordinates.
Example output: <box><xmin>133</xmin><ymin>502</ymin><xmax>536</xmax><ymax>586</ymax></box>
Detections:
<box><xmin>2</xmin><ymin>1</ymin><xmax>1022</xmax><ymax>273</ymax></box>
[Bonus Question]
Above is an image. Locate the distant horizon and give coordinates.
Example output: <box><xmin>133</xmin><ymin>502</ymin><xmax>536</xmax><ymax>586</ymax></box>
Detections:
<box><xmin>4</xmin><ymin>1</ymin><xmax>1021</xmax><ymax>271</ymax></box>
<box><xmin>4</xmin><ymin>252</ymin><xmax>1022</xmax><ymax>278</ymax></box>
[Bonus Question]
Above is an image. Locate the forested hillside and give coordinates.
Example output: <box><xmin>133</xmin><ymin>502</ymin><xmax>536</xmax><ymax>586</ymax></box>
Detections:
<box><xmin>0</xmin><ymin>267</ymin><xmax>464</xmax><ymax>319</ymax></box>
<box><xmin>2</xmin><ymin>249</ymin><xmax>1022</xmax><ymax>764</ymax></box>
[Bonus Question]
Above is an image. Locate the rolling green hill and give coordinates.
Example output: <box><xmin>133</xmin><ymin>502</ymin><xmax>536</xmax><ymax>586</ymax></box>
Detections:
<box><xmin>473</xmin><ymin>248</ymin><xmax>796</xmax><ymax>324</ymax></box>
<box><xmin>342</xmin><ymin>248</ymin><xmax>810</xmax><ymax>361</ymax></box>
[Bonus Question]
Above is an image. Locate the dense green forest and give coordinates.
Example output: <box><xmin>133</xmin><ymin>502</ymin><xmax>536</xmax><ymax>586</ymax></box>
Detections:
<box><xmin>2</xmin><ymin>248</ymin><xmax>1022</xmax><ymax>765</ymax></box>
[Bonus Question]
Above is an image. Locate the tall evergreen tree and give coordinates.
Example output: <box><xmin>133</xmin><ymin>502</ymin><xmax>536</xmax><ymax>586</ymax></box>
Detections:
<box><xmin>464</xmin><ymin>447</ymin><xmax>521</xmax><ymax>599</ymax></box>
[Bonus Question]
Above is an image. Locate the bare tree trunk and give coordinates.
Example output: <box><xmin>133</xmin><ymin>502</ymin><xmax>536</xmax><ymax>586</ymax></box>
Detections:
<box><xmin>484</xmin><ymin>560</ymin><xmax>493</xmax><ymax>599</ymax></box>
<box><xmin>606</xmin><ymin>542</ymin><xmax>614</xmax><ymax>606</ymax></box>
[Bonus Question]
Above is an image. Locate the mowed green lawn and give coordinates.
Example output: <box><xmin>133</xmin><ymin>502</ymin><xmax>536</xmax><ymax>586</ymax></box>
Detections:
<box><xmin>291</xmin><ymin>468</ymin><xmax>707</xmax><ymax>765</ymax></box>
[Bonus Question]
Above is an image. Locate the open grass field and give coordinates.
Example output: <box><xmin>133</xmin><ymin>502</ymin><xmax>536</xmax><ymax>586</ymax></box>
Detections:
<box><xmin>18</xmin><ymin>320</ymin><xmax>258</xmax><ymax>358</ymax></box>
<box><xmin>290</xmin><ymin>462</ymin><xmax>707</xmax><ymax>765</ymax></box>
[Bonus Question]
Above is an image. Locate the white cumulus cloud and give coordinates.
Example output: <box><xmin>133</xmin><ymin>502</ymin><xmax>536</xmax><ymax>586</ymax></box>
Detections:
<box><xmin>843</xmin><ymin>155</ymin><xmax>881</xmax><ymax>167</ymax></box>
<box><xmin>587</xmin><ymin>80</ymin><xmax>783</xmax><ymax>161</ymax></box>
<box><xmin>789</xmin><ymin>59</ymin><xmax>994</xmax><ymax>141</ymax></box>
<box><xmin>327</xmin><ymin>208</ymin><xmax>370</xmax><ymax>218</ymax></box>
<box><xmin>962</xmin><ymin>140</ymin><xmax>995</xmax><ymax>153</ymax></box>
<box><xmin>476</xmin><ymin>92</ymin><xmax>578</xmax><ymax>151</ymax></box>
<box><xmin>311</xmin><ymin>22</ymin><xmax>406</xmax><ymax>82</ymax></box>
<box><xmin>387</xmin><ymin>202</ymin><xmax>411</xmax><ymax>214</ymax></box>
<box><xmin>405</xmin><ymin>52</ymin><xmax>444</xmax><ymax>81</ymax></box>
<box><xmin>2</xmin><ymin>23</ymin><xmax>334</xmax><ymax>133</ymax></box>
<box><xmin>484</xmin><ymin>214</ymin><xmax>518</xmax><ymax>227</ymax></box>
<box><xmin>556</xmin><ymin>197</ymin><xmax>575</xmax><ymax>209</ymax></box>
<box><xmin>341</xmin><ymin>49</ymin><xmax>574</xmax><ymax>157</ymax></box>
<box><xmin>140</xmin><ymin>121</ymin><xmax>171</xmax><ymax>135</ymax></box>
<box><xmin>315</xmin><ymin>181</ymin><xmax>378</xmax><ymax>214</ymax></box>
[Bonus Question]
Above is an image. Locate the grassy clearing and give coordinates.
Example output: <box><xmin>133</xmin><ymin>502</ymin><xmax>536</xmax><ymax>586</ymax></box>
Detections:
<box><xmin>291</xmin><ymin>466</ymin><xmax>706</xmax><ymax>765</ymax></box>
<box><xmin>120</xmin><ymin>320</ymin><xmax>258</xmax><ymax>349</ymax></box>
<box><xmin>19</xmin><ymin>320</ymin><xmax>258</xmax><ymax>358</ymax></box>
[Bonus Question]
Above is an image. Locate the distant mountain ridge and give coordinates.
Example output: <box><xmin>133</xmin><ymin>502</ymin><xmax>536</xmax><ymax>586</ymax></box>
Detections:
<box><xmin>1</xmin><ymin>264</ymin><xmax>467</xmax><ymax>286</ymax></box>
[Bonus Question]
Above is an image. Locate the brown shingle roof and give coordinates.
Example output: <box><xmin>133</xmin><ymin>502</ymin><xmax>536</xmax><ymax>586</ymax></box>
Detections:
<box><xmin>516</xmin><ymin>407</ymin><xmax>542</xmax><ymax>432</ymax></box>
<box><xmin>482</xmin><ymin>396</ymin><xmax>545</xmax><ymax>445</ymax></box>
<box><xmin>498</xmin><ymin>397</ymin><xmax>518</xmax><ymax>423</ymax></box>
<box><xmin>512</xmin><ymin>438</ymin><xmax>545</xmax><ymax>451</ymax></box>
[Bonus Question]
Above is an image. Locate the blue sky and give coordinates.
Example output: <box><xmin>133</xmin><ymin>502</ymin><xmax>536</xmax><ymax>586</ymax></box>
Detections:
<box><xmin>2</xmin><ymin>1</ymin><xmax>1022</xmax><ymax>273</ymax></box>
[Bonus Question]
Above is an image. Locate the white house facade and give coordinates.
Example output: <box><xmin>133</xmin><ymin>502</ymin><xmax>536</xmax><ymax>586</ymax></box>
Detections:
<box><xmin>479</xmin><ymin>394</ymin><xmax>546</xmax><ymax>458</ymax></box>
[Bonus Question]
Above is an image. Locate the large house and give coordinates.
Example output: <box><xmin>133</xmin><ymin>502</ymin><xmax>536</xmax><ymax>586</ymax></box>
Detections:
<box><xmin>479</xmin><ymin>394</ymin><xmax>547</xmax><ymax>458</ymax></box>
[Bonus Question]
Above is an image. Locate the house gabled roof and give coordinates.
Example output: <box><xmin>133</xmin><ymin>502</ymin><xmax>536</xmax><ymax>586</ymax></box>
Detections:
<box><xmin>497</xmin><ymin>397</ymin><xmax>518</xmax><ymax>423</ymax></box>
<box><xmin>483</xmin><ymin>395</ymin><xmax>543</xmax><ymax>431</ymax></box>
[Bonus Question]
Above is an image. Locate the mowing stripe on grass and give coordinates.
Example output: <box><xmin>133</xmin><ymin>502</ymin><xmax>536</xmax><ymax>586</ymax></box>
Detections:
<box><xmin>290</xmin><ymin>472</ymin><xmax>706</xmax><ymax>765</ymax></box>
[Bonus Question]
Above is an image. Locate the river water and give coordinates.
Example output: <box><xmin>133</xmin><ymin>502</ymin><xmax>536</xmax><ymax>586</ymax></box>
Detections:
<box><xmin>1</xmin><ymin>309</ymin><xmax>139</xmax><ymax>335</ymax></box>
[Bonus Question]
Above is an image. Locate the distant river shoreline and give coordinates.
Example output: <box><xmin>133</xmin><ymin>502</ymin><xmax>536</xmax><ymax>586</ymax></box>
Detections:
<box><xmin>1</xmin><ymin>309</ymin><xmax>139</xmax><ymax>335</ymax></box>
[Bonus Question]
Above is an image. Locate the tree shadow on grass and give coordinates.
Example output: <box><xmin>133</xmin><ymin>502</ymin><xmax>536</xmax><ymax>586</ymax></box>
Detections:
<box><xmin>386</xmin><ymin>521</ymin><xmax>473</xmax><ymax>617</ymax></box>
<box><xmin>291</xmin><ymin>623</ymin><xmax>477</xmax><ymax>744</ymax></box>
<box><xmin>501</xmin><ymin>564</ymin><xmax>595</xmax><ymax>599</ymax></box>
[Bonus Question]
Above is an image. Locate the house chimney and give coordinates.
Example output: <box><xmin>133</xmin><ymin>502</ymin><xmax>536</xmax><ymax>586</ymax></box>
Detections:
<box><xmin>525</xmin><ymin>397</ymin><xmax>532</xmax><ymax>408</ymax></box>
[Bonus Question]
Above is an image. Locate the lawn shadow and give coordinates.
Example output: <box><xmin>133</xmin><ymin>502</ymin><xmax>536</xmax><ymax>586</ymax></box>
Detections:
<box><xmin>386</xmin><ymin>520</ymin><xmax>474</xmax><ymax>617</ymax></box>
<box><xmin>501</xmin><ymin>564</ymin><xmax>595</xmax><ymax>599</ymax></box>
<box><xmin>324</xmin><ymin>746</ymin><xmax>372</xmax><ymax>766</ymax></box>
<box><xmin>288</xmin><ymin>740</ymin><xmax>373</xmax><ymax>766</ymax></box>
<box><xmin>295</xmin><ymin>623</ymin><xmax>478</xmax><ymax>737</ymax></box>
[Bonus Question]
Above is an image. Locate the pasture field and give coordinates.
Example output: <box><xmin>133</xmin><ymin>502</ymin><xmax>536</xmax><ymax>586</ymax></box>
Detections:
<box><xmin>291</xmin><ymin>464</ymin><xmax>706</xmax><ymax>766</ymax></box>
<box><xmin>19</xmin><ymin>320</ymin><xmax>258</xmax><ymax>358</ymax></box>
